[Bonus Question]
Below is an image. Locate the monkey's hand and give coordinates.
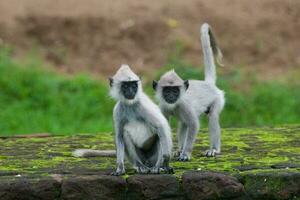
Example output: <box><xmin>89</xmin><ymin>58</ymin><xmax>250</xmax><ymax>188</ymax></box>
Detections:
<box><xmin>159</xmin><ymin>154</ymin><xmax>174</xmax><ymax>174</ymax></box>
<box><xmin>160</xmin><ymin>166</ymin><xmax>174</xmax><ymax>174</ymax></box>
<box><xmin>205</xmin><ymin>149</ymin><xmax>220</xmax><ymax>157</ymax></box>
<box><xmin>177</xmin><ymin>152</ymin><xmax>190</xmax><ymax>162</ymax></box>
<box><xmin>111</xmin><ymin>164</ymin><xmax>125</xmax><ymax>176</ymax></box>
<box><xmin>111</xmin><ymin>168</ymin><xmax>125</xmax><ymax>176</ymax></box>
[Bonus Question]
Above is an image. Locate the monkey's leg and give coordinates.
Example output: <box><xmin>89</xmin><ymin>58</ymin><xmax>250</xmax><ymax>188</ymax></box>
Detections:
<box><xmin>175</xmin><ymin>122</ymin><xmax>188</xmax><ymax>157</ymax></box>
<box><xmin>123</xmin><ymin>134</ymin><xmax>149</xmax><ymax>174</ymax></box>
<box><xmin>206</xmin><ymin>106</ymin><xmax>221</xmax><ymax>157</ymax></box>
<box><xmin>178</xmin><ymin>120</ymin><xmax>199</xmax><ymax>161</ymax></box>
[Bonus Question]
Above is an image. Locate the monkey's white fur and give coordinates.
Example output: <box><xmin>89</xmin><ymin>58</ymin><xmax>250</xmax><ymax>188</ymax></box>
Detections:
<box><xmin>74</xmin><ymin>65</ymin><xmax>173</xmax><ymax>175</ymax></box>
<box><xmin>155</xmin><ymin>23</ymin><xmax>225</xmax><ymax>159</ymax></box>
<box><xmin>201</xmin><ymin>23</ymin><xmax>224</xmax><ymax>84</ymax></box>
<box><xmin>73</xmin><ymin>149</ymin><xmax>116</xmax><ymax>157</ymax></box>
<box><xmin>73</xmin><ymin>65</ymin><xmax>172</xmax><ymax>175</ymax></box>
<box><xmin>112</xmin><ymin>65</ymin><xmax>172</xmax><ymax>175</ymax></box>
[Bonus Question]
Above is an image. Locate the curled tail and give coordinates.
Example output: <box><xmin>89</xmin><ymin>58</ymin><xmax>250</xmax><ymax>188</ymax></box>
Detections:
<box><xmin>200</xmin><ymin>23</ymin><xmax>223</xmax><ymax>85</ymax></box>
<box><xmin>72</xmin><ymin>149</ymin><xmax>116</xmax><ymax>157</ymax></box>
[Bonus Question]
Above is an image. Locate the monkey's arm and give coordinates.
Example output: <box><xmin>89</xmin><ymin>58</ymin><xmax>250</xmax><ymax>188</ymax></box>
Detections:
<box><xmin>114</xmin><ymin>130</ymin><xmax>125</xmax><ymax>175</ymax></box>
<box><xmin>178</xmin><ymin>103</ymin><xmax>199</xmax><ymax>161</ymax></box>
<box><xmin>112</xmin><ymin>106</ymin><xmax>126</xmax><ymax>176</ymax></box>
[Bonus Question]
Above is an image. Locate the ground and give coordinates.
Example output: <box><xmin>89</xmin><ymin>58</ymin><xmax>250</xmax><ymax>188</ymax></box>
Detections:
<box><xmin>0</xmin><ymin>0</ymin><xmax>299</xmax><ymax>77</ymax></box>
<box><xmin>0</xmin><ymin>125</ymin><xmax>299</xmax><ymax>199</ymax></box>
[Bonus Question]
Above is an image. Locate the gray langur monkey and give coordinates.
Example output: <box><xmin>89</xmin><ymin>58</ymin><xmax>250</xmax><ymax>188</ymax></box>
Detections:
<box><xmin>152</xmin><ymin>23</ymin><xmax>225</xmax><ymax>160</ymax></box>
<box><xmin>73</xmin><ymin>64</ymin><xmax>173</xmax><ymax>176</ymax></box>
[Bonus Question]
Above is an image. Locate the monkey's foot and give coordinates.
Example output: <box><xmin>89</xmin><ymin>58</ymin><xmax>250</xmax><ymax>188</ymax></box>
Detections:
<box><xmin>136</xmin><ymin>166</ymin><xmax>150</xmax><ymax>174</ymax></box>
<box><xmin>205</xmin><ymin>149</ymin><xmax>220</xmax><ymax>157</ymax></box>
<box><xmin>173</xmin><ymin>150</ymin><xmax>182</xmax><ymax>157</ymax></box>
<box><xmin>147</xmin><ymin>166</ymin><xmax>174</xmax><ymax>174</ymax></box>
<box><xmin>177</xmin><ymin>153</ymin><xmax>190</xmax><ymax>162</ymax></box>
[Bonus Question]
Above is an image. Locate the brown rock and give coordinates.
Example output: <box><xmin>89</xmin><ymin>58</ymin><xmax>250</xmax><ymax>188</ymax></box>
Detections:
<box><xmin>243</xmin><ymin>171</ymin><xmax>300</xmax><ymax>200</ymax></box>
<box><xmin>0</xmin><ymin>177</ymin><xmax>61</xmax><ymax>200</ymax></box>
<box><xmin>182</xmin><ymin>171</ymin><xmax>246</xmax><ymax>200</ymax></box>
<box><xmin>127</xmin><ymin>174</ymin><xmax>182</xmax><ymax>200</ymax></box>
<box><xmin>61</xmin><ymin>175</ymin><xmax>126</xmax><ymax>200</ymax></box>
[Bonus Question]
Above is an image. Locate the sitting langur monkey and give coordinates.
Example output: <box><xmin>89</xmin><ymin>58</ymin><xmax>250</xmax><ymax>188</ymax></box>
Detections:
<box><xmin>74</xmin><ymin>64</ymin><xmax>173</xmax><ymax>175</ymax></box>
<box><xmin>152</xmin><ymin>23</ymin><xmax>225</xmax><ymax>160</ymax></box>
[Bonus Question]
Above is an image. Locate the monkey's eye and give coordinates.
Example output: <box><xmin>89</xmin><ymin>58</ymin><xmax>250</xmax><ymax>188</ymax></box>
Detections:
<box><xmin>163</xmin><ymin>86</ymin><xmax>180</xmax><ymax>94</ymax></box>
<box><xmin>121</xmin><ymin>81</ymin><xmax>138</xmax><ymax>90</ymax></box>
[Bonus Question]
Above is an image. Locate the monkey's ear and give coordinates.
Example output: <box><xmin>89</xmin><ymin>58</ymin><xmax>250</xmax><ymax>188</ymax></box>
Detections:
<box><xmin>152</xmin><ymin>80</ymin><xmax>158</xmax><ymax>90</ymax></box>
<box><xmin>109</xmin><ymin>77</ymin><xmax>113</xmax><ymax>87</ymax></box>
<box><xmin>184</xmin><ymin>80</ymin><xmax>189</xmax><ymax>90</ymax></box>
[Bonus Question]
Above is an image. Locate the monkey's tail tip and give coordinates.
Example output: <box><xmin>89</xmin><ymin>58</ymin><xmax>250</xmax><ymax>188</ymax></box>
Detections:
<box><xmin>72</xmin><ymin>149</ymin><xmax>116</xmax><ymax>157</ymax></box>
<box><xmin>201</xmin><ymin>22</ymin><xmax>210</xmax><ymax>30</ymax></box>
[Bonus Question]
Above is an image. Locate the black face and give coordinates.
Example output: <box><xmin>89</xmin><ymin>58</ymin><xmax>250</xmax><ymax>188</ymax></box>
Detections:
<box><xmin>121</xmin><ymin>81</ymin><xmax>138</xmax><ymax>100</ymax></box>
<box><xmin>162</xmin><ymin>86</ymin><xmax>180</xmax><ymax>104</ymax></box>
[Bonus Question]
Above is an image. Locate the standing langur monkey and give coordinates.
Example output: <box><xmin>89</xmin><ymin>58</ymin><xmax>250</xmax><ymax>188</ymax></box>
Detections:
<box><xmin>74</xmin><ymin>65</ymin><xmax>173</xmax><ymax>175</ymax></box>
<box><xmin>152</xmin><ymin>23</ymin><xmax>225</xmax><ymax>161</ymax></box>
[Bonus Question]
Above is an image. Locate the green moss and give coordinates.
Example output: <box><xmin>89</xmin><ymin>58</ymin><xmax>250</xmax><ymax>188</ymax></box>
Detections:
<box><xmin>241</xmin><ymin>169</ymin><xmax>300</xmax><ymax>199</ymax></box>
<box><xmin>0</xmin><ymin>126</ymin><xmax>299</xmax><ymax>177</ymax></box>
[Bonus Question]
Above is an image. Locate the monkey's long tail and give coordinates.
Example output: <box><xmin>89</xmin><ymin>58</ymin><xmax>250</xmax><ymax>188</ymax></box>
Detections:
<box><xmin>72</xmin><ymin>149</ymin><xmax>116</xmax><ymax>157</ymax></box>
<box><xmin>200</xmin><ymin>23</ymin><xmax>224</xmax><ymax>85</ymax></box>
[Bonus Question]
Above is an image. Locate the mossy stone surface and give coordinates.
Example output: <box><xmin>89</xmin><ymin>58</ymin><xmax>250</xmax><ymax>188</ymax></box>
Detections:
<box><xmin>0</xmin><ymin>125</ymin><xmax>299</xmax><ymax>199</ymax></box>
<box><xmin>0</xmin><ymin>125</ymin><xmax>299</xmax><ymax>177</ymax></box>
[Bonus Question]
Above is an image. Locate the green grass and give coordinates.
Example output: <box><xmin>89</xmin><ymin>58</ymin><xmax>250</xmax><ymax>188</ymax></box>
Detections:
<box><xmin>0</xmin><ymin>47</ymin><xmax>299</xmax><ymax>135</ymax></box>
<box><xmin>0</xmin><ymin>48</ymin><xmax>114</xmax><ymax>135</ymax></box>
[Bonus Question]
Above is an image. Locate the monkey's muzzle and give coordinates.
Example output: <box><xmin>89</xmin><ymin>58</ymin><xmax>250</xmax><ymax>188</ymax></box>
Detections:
<box><xmin>123</xmin><ymin>90</ymin><xmax>136</xmax><ymax>99</ymax></box>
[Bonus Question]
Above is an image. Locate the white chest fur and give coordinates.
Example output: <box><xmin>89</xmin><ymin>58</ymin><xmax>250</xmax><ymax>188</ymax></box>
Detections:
<box><xmin>124</xmin><ymin>120</ymin><xmax>155</xmax><ymax>149</ymax></box>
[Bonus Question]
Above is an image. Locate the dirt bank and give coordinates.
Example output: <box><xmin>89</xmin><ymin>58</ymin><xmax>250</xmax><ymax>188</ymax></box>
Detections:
<box><xmin>0</xmin><ymin>0</ymin><xmax>299</xmax><ymax>76</ymax></box>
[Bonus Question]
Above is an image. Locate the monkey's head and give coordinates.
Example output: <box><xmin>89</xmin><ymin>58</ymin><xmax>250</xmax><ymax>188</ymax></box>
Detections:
<box><xmin>109</xmin><ymin>64</ymin><xmax>142</xmax><ymax>104</ymax></box>
<box><xmin>153</xmin><ymin>70</ymin><xmax>189</xmax><ymax>106</ymax></box>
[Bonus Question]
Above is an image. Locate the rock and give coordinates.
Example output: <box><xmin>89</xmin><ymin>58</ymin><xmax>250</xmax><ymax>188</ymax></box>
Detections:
<box><xmin>127</xmin><ymin>174</ymin><xmax>182</xmax><ymax>200</ymax></box>
<box><xmin>243</xmin><ymin>171</ymin><xmax>300</xmax><ymax>200</ymax></box>
<box><xmin>0</xmin><ymin>176</ymin><xmax>61</xmax><ymax>200</ymax></box>
<box><xmin>0</xmin><ymin>125</ymin><xmax>299</xmax><ymax>199</ymax></box>
<box><xmin>61</xmin><ymin>175</ymin><xmax>126</xmax><ymax>200</ymax></box>
<box><xmin>182</xmin><ymin>171</ymin><xmax>246</xmax><ymax>200</ymax></box>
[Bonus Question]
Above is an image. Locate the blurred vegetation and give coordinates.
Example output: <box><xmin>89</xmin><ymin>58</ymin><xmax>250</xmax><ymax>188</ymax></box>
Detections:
<box><xmin>0</xmin><ymin>48</ymin><xmax>114</xmax><ymax>135</ymax></box>
<box><xmin>0</xmin><ymin>47</ymin><xmax>299</xmax><ymax>135</ymax></box>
